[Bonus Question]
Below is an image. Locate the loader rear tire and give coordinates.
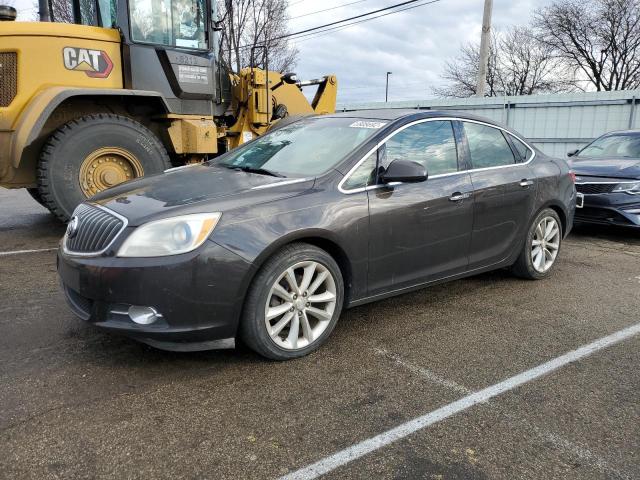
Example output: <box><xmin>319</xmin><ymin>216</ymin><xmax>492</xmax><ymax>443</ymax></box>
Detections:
<box><xmin>37</xmin><ymin>114</ymin><xmax>170</xmax><ymax>222</ymax></box>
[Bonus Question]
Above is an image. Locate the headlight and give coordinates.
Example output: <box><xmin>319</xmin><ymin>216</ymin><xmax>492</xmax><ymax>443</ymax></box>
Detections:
<box><xmin>117</xmin><ymin>213</ymin><xmax>222</xmax><ymax>257</ymax></box>
<box><xmin>613</xmin><ymin>181</ymin><xmax>640</xmax><ymax>194</ymax></box>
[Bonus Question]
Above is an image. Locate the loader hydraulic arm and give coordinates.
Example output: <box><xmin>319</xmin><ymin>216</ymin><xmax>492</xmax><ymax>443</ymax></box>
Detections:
<box><xmin>224</xmin><ymin>69</ymin><xmax>338</xmax><ymax>150</ymax></box>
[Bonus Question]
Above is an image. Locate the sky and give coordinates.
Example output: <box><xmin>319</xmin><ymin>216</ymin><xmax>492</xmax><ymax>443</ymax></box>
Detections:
<box><xmin>287</xmin><ymin>0</ymin><xmax>555</xmax><ymax>104</ymax></box>
<box><xmin>9</xmin><ymin>0</ymin><xmax>555</xmax><ymax>104</ymax></box>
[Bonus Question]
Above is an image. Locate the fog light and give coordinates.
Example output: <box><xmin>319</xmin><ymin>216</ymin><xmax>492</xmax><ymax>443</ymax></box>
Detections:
<box><xmin>128</xmin><ymin>306</ymin><xmax>161</xmax><ymax>325</ymax></box>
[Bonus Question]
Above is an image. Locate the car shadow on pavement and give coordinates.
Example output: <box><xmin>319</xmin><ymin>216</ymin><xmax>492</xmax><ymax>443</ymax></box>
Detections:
<box><xmin>570</xmin><ymin>223</ymin><xmax>640</xmax><ymax>245</ymax></box>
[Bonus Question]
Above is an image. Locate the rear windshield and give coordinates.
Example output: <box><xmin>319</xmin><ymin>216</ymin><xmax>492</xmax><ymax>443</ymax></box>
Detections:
<box><xmin>214</xmin><ymin>117</ymin><xmax>385</xmax><ymax>178</ymax></box>
<box><xmin>578</xmin><ymin>133</ymin><xmax>640</xmax><ymax>159</ymax></box>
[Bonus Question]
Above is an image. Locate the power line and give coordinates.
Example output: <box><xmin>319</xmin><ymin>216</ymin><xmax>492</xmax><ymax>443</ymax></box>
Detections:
<box><xmin>228</xmin><ymin>0</ymin><xmax>444</xmax><ymax>52</ymax></box>
<box><xmin>288</xmin><ymin>0</ymin><xmax>444</xmax><ymax>44</ymax></box>
<box><xmin>289</xmin><ymin>0</ymin><xmax>370</xmax><ymax>20</ymax></box>
<box><xmin>281</xmin><ymin>0</ymin><xmax>432</xmax><ymax>41</ymax></box>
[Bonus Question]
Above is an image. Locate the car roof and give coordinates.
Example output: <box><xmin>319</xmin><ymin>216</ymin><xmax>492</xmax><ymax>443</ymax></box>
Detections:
<box><xmin>600</xmin><ymin>129</ymin><xmax>640</xmax><ymax>136</ymax></box>
<box><xmin>327</xmin><ymin>108</ymin><xmax>506</xmax><ymax>126</ymax></box>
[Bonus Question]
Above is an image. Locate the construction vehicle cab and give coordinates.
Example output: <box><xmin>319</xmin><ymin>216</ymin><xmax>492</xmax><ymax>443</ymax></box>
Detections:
<box><xmin>0</xmin><ymin>0</ymin><xmax>337</xmax><ymax>221</ymax></box>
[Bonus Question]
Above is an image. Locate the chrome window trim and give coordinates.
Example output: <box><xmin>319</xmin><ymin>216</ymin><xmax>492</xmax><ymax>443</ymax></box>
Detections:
<box><xmin>338</xmin><ymin>117</ymin><xmax>536</xmax><ymax>194</ymax></box>
<box><xmin>62</xmin><ymin>204</ymin><xmax>129</xmax><ymax>258</ymax></box>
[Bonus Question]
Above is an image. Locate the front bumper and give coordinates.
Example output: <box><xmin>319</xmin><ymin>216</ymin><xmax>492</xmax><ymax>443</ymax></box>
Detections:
<box><xmin>57</xmin><ymin>240</ymin><xmax>255</xmax><ymax>351</ymax></box>
<box><xmin>574</xmin><ymin>192</ymin><xmax>640</xmax><ymax>228</ymax></box>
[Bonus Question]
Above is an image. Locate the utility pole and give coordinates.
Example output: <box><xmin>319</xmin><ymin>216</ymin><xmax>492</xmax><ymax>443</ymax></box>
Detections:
<box><xmin>385</xmin><ymin>72</ymin><xmax>392</xmax><ymax>102</ymax></box>
<box><xmin>476</xmin><ymin>0</ymin><xmax>493</xmax><ymax>97</ymax></box>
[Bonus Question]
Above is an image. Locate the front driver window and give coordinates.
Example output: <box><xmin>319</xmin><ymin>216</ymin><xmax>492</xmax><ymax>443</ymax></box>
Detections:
<box><xmin>130</xmin><ymin>0</ymin><xmax>207</xmax><ymax>49</ymax></box>
<box><xmin>342</xmin><ymin>151</ymin><xmax>377</xmax><ymax>190</ymax></box>
<box><xmin>380</xmin><ymin>121</ymin><xmax>459</xmax><ymax>176</ymax></box>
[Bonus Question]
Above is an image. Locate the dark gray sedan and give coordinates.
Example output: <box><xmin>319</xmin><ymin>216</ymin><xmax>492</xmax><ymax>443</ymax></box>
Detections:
<box><xmin>57</xmin><ymin>110</ymin><xmax>576</xmax><ymax>360</ymax></box>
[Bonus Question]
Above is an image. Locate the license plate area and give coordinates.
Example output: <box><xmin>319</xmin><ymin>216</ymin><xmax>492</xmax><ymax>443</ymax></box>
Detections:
<box><xmin>576</xmin><ymin>192</ymin><xmax>584</xmax><ymax>208</ymax></box>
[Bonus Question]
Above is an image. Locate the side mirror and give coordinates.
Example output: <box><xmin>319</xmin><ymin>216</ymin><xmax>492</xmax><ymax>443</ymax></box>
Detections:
<box><xmin>567</xmin><ymin>149</ymin><xmax>580</xmax><ymax>157</ymax></box>
<box><xmin>380</xmin><ymin>159</ymin><xmax>427</xmax><ymax>184</ymax></box>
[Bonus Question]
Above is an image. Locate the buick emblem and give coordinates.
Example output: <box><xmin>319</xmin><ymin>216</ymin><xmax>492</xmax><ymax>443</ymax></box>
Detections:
<box><xmin>67</xmin><ymin>216</ymin><xmax>79</xmax><ymax>238</ymax></box>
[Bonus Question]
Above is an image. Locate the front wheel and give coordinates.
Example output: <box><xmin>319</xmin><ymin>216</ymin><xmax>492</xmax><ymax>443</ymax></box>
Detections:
<box><xmin>37</xmin><ymin>114</ymin><xmax>171</xmax><ymax>222</ymax></box>
<box><xmin>240</xmin><ymin>243</ymin><xmax>344</xmax><ymax>360</ymax></box>
<box><xmin>511</xmin><ymin>208</ymin><xmax>563</xmax><ymax>280</ymax></box>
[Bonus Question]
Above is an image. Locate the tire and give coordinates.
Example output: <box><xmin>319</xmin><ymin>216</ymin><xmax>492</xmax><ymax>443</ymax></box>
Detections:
<box><xmin>511</xmin><ymin>208</ymin><xmax>563</xmax><ymax>280</ymax></box>
<box><xmin>240</xmin><ymin>243</ymin><xmax>344</xmax><ymax>360</ymax></box>
<box><xmin>37</xmin><ymin>114</ymin><xmax>171</xmax><ymax>222</ymax></box>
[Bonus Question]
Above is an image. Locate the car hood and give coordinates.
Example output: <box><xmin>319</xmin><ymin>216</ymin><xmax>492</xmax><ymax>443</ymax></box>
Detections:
<box><xmin>569</xmin><ymin>157</ymin><xmax>640</xmax><ymax>179</ymax></box>
<box><xmin>89</xmin><ymin>164</ymin><xmax>314</xmax><ymax>226</ymax></box>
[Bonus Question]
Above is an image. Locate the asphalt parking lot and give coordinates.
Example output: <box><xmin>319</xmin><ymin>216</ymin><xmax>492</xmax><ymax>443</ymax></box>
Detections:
<box><xmin>1</xmin><ymin>187</ymin><xmax>639</xmax><ymax>480</ymax></box>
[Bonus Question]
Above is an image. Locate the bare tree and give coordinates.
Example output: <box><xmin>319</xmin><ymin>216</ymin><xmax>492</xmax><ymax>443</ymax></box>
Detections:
<box><xmin>217</xmin><ymin>0</ymin><xmax>298</xmax><ymax>73</ymax></box>
<box><xmin>535</xmin><ymin>0</ymin><xmax>640</xmax><ymax>91</ymax></box>
<box><xmin>434</xmin><ymin>34</ymin><xmax>500</xmax><ymax>97</ymax></box>
<box><xmin>435</xmin><ymin>27</ymin><xmax>571</xmax><ymax>97</ymax></box>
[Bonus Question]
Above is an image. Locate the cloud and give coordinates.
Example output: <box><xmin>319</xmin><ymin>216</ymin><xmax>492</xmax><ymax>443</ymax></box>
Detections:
<box><xmin>289</xmin><ymin>0</ymin><xmax>555</xmax><ymax>104</ymax></box>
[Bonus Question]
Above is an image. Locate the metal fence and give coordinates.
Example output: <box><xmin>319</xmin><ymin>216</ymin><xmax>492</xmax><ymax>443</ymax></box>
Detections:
<box><xmin>339</xmin><ymin>90</ymin><xmax>640</xmax><ymax>158</ymax></box>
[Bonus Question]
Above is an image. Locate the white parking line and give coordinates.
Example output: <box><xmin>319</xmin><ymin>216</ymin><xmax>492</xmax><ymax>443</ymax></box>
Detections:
<box><xmin>0</xmin><ymin>247</ymin><xmax>57</xmax><ymax>256</ymax></box>
<box><xmin>375</xmin><ymin>347</ymin><xmax>630</xmax><ymax>479</ymax></box>
<box><xmin>279</xmin><ymin>322</ymin><xmax>640</xmax><ymax>480</ymax></box>
<box><xmin>374</xmin><ymin>347</ymin><xmax>470</xmax><ymax>395</ymax></box>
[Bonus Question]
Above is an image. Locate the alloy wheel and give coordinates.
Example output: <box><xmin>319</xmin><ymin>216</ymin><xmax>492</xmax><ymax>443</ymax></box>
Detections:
<box><xmin>264</xmin><ymin>261</ymin><xmax>337</xmax><ymax>350</ymax></box>
<box><xmin>531</xmin><ymin>216</ymin><xmax>560</xmax><ymax>273</ymax></box>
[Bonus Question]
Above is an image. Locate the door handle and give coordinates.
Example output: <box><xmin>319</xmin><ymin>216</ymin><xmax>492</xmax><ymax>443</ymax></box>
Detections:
<box><xmin>449</xmin><ymin>192</ymin><xmax>471</xmax><ymax>202</ymax></box>
<box><xmin>520</xmin><ymin>179</ymin><xmax>534</xmax><ymax>187</ymax></box>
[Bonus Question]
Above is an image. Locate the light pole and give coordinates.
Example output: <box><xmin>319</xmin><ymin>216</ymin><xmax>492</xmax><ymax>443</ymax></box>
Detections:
<box><xmin>385</xmin><ymin>72</ymin><xmax>392</xmax><ymax>102</ymax></box>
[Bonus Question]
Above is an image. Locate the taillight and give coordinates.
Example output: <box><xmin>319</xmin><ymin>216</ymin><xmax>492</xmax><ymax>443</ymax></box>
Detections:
<box><xmin>569</xmin><ymin>172</ymin><xmax>576</xmax><ymax>183</ymax></box>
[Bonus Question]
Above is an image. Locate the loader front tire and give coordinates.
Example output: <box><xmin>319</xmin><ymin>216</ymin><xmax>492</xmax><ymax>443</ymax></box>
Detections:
<box><xmin>37</xmin><ymin>114</ymin><xmax>171</xmax><ymax>222</ymax></box>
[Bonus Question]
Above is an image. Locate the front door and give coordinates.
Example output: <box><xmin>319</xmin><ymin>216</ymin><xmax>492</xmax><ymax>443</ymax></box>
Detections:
<box><xmin>366</xmin><ymin>120</ymin><xmax>474</xmax><ymax>296</ymax></box>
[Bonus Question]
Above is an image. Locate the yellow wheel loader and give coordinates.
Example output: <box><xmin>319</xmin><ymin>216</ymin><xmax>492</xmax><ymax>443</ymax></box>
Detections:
<box><xmin>0</xmin><ymin>2</ymin><xmax>337</xmax><ymax>221</ymax></box>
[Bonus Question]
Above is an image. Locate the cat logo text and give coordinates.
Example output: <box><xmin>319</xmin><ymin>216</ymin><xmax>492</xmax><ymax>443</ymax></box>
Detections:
<box><xmin>62</xmin><ymin>47</ymin><xmax>113</xmax><ymax>78</ymax></box>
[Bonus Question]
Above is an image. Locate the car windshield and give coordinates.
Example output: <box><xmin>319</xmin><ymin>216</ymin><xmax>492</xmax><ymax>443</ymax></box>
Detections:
<box><xmin>578</xmin><ymin>133</ymin><xmax>640</xmax><ymax>159</ymax></box>
<box><xmin>214</xmin><ymin>117</ymin><xmax>385</xmax><ymax>178</ymax></box>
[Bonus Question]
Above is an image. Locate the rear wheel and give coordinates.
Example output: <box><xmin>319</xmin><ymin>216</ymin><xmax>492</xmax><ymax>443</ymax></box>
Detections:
<box><xmin>37</xmin><ymin>114</ymin><xmax>170</xmax><ymax>222</ymax></box>
<box><xmin>240</xmin><ymin>243</ymin><xmax>344</xmax><ymax>360</ymax></box>
<box><xmin>511</xmin><ymin>208</ymin><xmax>562</xmax><ymax>280</ymax></box>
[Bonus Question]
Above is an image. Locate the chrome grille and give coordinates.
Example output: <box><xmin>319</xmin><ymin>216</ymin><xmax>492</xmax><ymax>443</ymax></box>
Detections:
<box><xmin>0</xmin><ymin>52</ymin><xmax>17</xmax><ymax>107</ymax></box>
<box><xmin>576</xmin><ymin>183</ymin><xmax>617</xmax><ymax>195</ymax></box>
<box><xmin>64</xmin><ymin>204</ymin><xmax>125</xmax><ymax>254</ymax></box>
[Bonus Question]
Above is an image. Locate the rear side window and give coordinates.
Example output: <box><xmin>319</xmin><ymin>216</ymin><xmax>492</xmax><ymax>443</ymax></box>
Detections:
<box><xmin>509</xmin><ymin>135</ymin><xmax>533</xmax><ymax>162</ymax></box>
<box><xmin>381</xmin><ymin>120</ymin><xmax>459</xmax><ymax>176</ymax></box>
<box><xmin>463</xmin><ymin>122</ymin><xmax>516</xmax><ymax>169</ymax></box>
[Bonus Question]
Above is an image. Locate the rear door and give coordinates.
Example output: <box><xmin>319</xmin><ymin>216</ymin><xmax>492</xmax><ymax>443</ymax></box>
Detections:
<box><xmin>460</xmin><ymin>121</ymin><xmax>537</xmax><ymax>270</ymax></box>
<box><xmin>364</xmin><ymin>119</ymin><xmax>474</xmax><ymax>295</ymax></box>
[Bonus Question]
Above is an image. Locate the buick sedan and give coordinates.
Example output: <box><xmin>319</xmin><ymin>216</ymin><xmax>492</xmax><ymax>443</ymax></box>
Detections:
<box><xmin>58</xmin><ymin>110</ymin><xmax>576</xmax><ymax>360</ymax></box>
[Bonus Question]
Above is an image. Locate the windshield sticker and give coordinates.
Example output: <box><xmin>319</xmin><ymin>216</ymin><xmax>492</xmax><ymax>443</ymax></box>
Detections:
<box><xmin>349</xmin><ymin>121</ymin><xmax>387</xmax><ymax>129</ymax></box>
